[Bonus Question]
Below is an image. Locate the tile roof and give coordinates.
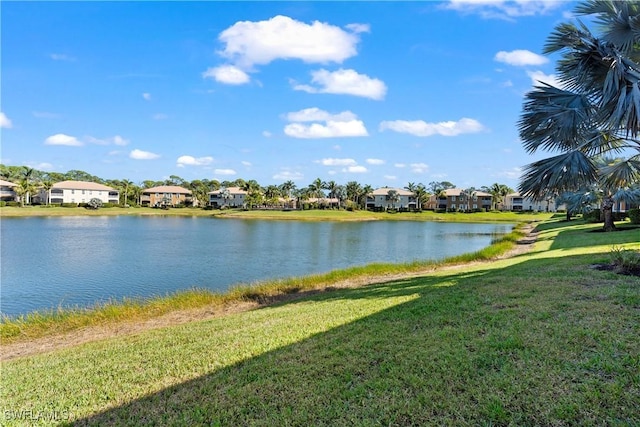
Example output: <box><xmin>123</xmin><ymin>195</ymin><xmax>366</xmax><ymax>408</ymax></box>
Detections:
<box><xmin>0</xmin><ymin>179</ymin><xmax>17</xmax><ymax>187</ymax></box>
<box><xmin>143</xmin><ymin>185</ymin><xmax>192</xmax><ymax>194</ymax></box>
<box><xmin>52</xmin><ymin>180</ymin><xmax>117</xmax><ymax>191</ymax></box>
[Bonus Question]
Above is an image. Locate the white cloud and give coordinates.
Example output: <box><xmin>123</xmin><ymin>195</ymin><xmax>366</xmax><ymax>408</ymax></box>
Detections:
<box><xmin>379</xmin><ymin>118</ymin><xmax>485</xmax><ymax>137</ymax></box>
<box><xmin>214</xmin><ymin>168</ymin><xmax>236</xmax><ymax>176</ymax></box>
<box><xmin>152</xmin><ymin>113</ymin><xmax>169</xmax><ymax>120</ymax></box>
<box><xmin>494</xmin><ymin>50</ymin><xmax>548</xmax><ymax>66</ymax></box>
<box><xmin>394</xmin><ymin>163</ymin><xmax>406</xmax><ymax>168</ymax></box>
<box><xmin>293</xmin><ymin>68</ymin><xmax>387</xmax><ymax>100</ymax></box>
<box><xmin>142</xmin><ymin>93</ymin><xmax>152</xmax><ymax>101</ymax></box>
<box><xmin>284</xmin><ymin>108</ymin><xmax>368</xmax><ymax>139</ymax></box>
<box><xmin>444</xmin><ymin>0</ymin><xmax>563</xmax><ymax>20</ymax></box>
<box><xmin>285</xmin><ymin>107</ymin><xmax>357</xmax><ymax>123</ymax></box>
<box><xmin>410</xmin><ymin>162</ymin><xmax>429</xmax><ymax>173</ymax></box>
<box><xmin>527</xmin><ymin>70</ymin><xmax>561</xmax><ymax>88</ymax></box>
<box><xmin>497</xmin><ymin>167</ymin><xmax>522</xmax><ymax>180</ymax></box>
<box><xmin>25</xmin><ymin>162</ymin><xmax>54</xmax><ymax>170</ymax></box>
<box><xmin>273</xmin><ymin>170</ymin><xmax>304</xmax><ymax>181</ymax></box>
<box><xmin>345</xmin><ymin>23</ymin><xmax>370</xmax><ymax>34</ymax></box>
<box><xmin>317</xmin><ymin>158</ymin><xmax>357</xmax><ymax>166</ymax></box>
<box><xmin>50</xmin><ymin>53</ymin><xmax>76</xmax><ymax>61</ymax></box>
<box><xmin>262</xmin><ymin>131</ymin><xmax>273</xmax><ymax>138</ymax></box>
<box><xmin>366</xmin><ymin>158</ymin><xmax>384</xmax><ymax>165</ymax></box>
<box><xmin>176</xmin><ymin>155</ymin><xmax>214</xmax><ymax>167</ymax></box>
<box><xmin>32</xmin><ymin>111</ymin><xmax>61</xmax><ymax>119</ymax></box>
<box><xmin>0</xmin><ymin>112</ymin><xmax>12</xmax><ymax>129</ymax></box>
<box><xmin>202</xmin><ymin>65</ymin><xmax>250</xmax><ymax>85</ymax></box>
<box><xmin>241</xmin><ymin>161</ymin><xmax>252</xmax><ymax>167</ymax></box>
<box><xmin>344</xmin><ymin>165</ymin><xmax>367</xmax><ymax>173</ymax></box>
<box><xmin>285</xmin><ymin>120</ymin><xmax>368</xmax><ymax>139</ymax></box>
<box><xmin>44</xmin><ymin>133</ymin><xmax>83</xmax><ymax>146</ymax></box>
<box><xmin>129</xmin><ymin>149</ymin><xmax>160</xmax><ymax>160</ymax></box>
<box><xmin>86</xmin><ymin>135</ymin><xmax>130</xmax><ymax>146</ymax></box>
<box><xmin>217</xmin><ymin>15</ymin><xmax>362</xmax><ymax>69</ymax></box>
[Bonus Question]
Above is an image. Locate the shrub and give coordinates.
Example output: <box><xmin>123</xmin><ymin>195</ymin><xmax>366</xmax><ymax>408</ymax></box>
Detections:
<box><xmin>0</xmin><ymin>201</ymin><xmax>6</xmax><ymax>207</ymax></box>
<box><xmin>61</xmin><ymin>203</ymin><xmax>78</xmax><ymax>208</ymax></box>
<box><xmin>610</xmin><ymin>246</ymin><xmax>640</xmax><ymax>275</ymax></box>
<box><xmin>87</xmin><ymin>198</ymin><xmax>103</xmax><ymax>210</ymax></box>
<box><xmin>583</xmin><ymin>209</ymin><xmax>601</xmax><ymax>223</ymax></box>
<box><xmin>6</xmin><ymin>201</ymin><xmax>20</xmax><ymax>207</ymax></box>
<box><xmin>629</xmin><ymin>208</ymin><xmax>640</xmax><ymax>224</ymax></box>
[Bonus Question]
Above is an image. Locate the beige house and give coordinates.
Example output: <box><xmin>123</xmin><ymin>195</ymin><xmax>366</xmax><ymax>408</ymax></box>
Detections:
<box><xmin>39</xmin><ymin>180</ymin><xmax>119</xmax><ymax>205</ymax></box>
<box><xmin>208</xmin><ymin>187</ymin><xmax>247</xmax><ymax>208</ymax></box>
<box><xmin>141</xmin><ymin>185</ymin><xmax>192</xmax><ymax>207</ymax></box>
<box><xmin>0</xmin><ymin>179</ymin><xmax>17</xmax><ymax>201</ymax></box>
<box><xmin>368</xmin><ymin>187</ymin><xmax>416</xmax><ymax>210</ymax></box>
<box><xmin>428</xmin><ymin>188</ymin><xmax>492</xmax><ymax>211</ymax></box>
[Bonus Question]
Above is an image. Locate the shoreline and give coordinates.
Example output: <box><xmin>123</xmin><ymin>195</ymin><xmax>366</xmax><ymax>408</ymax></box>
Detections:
<box><xmin>0</xmin><ymin>223</ymin><xmax>537</xmax><ymax>361</ymax></box>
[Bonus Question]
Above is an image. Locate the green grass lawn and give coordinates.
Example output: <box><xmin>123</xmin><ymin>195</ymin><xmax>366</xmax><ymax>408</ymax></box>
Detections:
<box><xmin>1</xmin><ymin>219</ymin><xmax>638</xmax><ymax>426</ymax></box>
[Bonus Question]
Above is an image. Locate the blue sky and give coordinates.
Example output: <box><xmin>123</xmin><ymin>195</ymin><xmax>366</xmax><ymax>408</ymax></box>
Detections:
<box><xmin>1</xmin><ymin>1</ymin><xmax>576</xmax><ymax>189</ymax></box>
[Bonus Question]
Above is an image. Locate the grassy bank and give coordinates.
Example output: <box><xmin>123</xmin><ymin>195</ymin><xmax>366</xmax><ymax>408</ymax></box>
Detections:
<box><xmin>1</xmin><ymin>219</ymin><xmax>639</xmax><ymax>425</ymax></box>
<box><xmin>0</xmin><ymin>205</ymin><xmax>553</xmax><ymax>223</ymax></box>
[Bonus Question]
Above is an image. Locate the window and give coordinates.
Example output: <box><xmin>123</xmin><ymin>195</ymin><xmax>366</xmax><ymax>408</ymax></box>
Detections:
<box><xmin>451</xmin><ymin>204</ymin><xmax>456</xmax><ymax>209</ymax></box>
<box><xmin>71</xmin><ymin>190</ymin><xmax>75</xmax><ymax>194</ymax></box>
<box><xmin>451</xmin><ymin>196</ymin><xmax>456</xmax><ymax>201</ymax></box>
<box><xmin>82</xmin><ymin>190</ymin><xmax>85</xmax><ymax>195</ymax></box>
<box><xmin>473</xmin><ymin>204</ymin><xmax>478</xmax><ymax>209</ymax></box>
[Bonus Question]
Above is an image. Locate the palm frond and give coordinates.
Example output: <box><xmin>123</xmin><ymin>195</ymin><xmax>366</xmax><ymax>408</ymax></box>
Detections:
<box><xmin>600</xmin><ymin>157</ymin><xmax>640</xmax><ymax>188</ymax></box>
<box><xmin>519</xmin><ymin>84</ymin><xmax>594</xmax><ymax>154</ymax></box>
<box><xmin>519</xmin><ymin>151</ymin><xmax>598</xmax><ymax>200</ymax></box>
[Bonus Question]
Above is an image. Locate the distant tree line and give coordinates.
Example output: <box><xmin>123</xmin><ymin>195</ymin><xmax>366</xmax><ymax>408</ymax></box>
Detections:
<box><xmin>0</xmin><ymin>164</ymin><xmax>515</xmax><ymax>210</ymax></box>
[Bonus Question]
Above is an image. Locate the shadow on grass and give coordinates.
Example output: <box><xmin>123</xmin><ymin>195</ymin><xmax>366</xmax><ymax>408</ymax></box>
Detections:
<box><xmin>63</xmin><ymin>252</ymin><xmax>640</xmax><ymax>426</ymax></box>
<box><xmin>548</xmin><ymin>221</ymin><xmax>640</xmax><ymax>251</ymax></box>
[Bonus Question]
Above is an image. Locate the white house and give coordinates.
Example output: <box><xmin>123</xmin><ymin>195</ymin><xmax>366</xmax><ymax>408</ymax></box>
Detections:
<box><xmin>503</xmin><ymin>192</ymin><xmax>560</xmax><ymax>212</ymax></box>
<box><xmin>40</xmin><ymin>180</ymin><xmax>120</xmax><ymax>205</ymax></box>
<box><xmin>428</xmin><ymin>188</ymin><xmax>493</xmax><ymax>211</ymax></box>
<box><xmin>0</xmin><ymin>179</ymin><xmax>17</xmax><ymax>201</ymax></box>
<box><xmin>368</xmin><ymin>187</ymin><xmax>416</xmax><ymax>210</ymax></box>
<box><xmin>209</xmin><ymin>187</ymin><xmax>247</xmax><ymax>207</ymax></box>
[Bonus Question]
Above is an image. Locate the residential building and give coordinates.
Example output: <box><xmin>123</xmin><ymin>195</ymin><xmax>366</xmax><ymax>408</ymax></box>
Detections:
<box><xmin>39</xmin><ymin>180</ymin><xmax>119</xmax><ymax>205</ymax></box>
<box><xmin>141</xmin><ymin>185</ymin><xmax>192</xmax><ymax>207</ymax></box>
<box><xmin>428</xmin><ymin>188</ymin><xmax>493</xmax><ymax>211</ymax></box>
<box><xmin>208</xmin><ymin>187</ymin><xmax>247</xmax><ymax>208</ymax></box>
<box><xmin>367</xmin><ymin>187</ymin><xmax>416</xmax><ymax>210</ymax></box>
<box><xmin>503</xmin><ymin>193</ymin><xmax>558</xmax><ymax>212</ymax></box>
<box><xmin>0</xmin><ymin>179</ymin><xmax>17</xmax><ymax>201</ymax></box>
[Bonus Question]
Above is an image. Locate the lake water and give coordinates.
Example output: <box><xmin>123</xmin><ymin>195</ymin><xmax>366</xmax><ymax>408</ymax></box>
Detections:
<box><xmin>0</xmin><ymin>216</ymin><xmax>513</xmax><ymax>316</ymax></box>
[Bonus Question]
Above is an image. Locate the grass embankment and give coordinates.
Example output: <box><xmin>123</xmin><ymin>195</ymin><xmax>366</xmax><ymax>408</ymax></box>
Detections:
<box><xmin>1</xmin><ymin>219</ymin><xmax>639</xmax><ymax>426</ymax></box>
<box><xmin>0</xmin><ymin>205</ymin><xmax>549</xmax><ymax>223</ymax></box>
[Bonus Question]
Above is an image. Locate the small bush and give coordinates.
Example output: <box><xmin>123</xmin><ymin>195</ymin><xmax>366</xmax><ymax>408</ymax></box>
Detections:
<box><xmin>0</xmin><ymin>201</ymin><xmax>6</xmax><ymax>207</ymax></box>
<box><xmin>61</xmin><ymin>203</ymin><xmax>78</xmax><ymax>208</ymax></box>
<box><xmin>629</xmin><ymin>208</ymin><xmax>640</xmax><ymax>224</ymax></box>
<box><xmin>610</xmin><ymin>246</ymin><xmax>640</xmax><ymax>275</ymax></box>
<box><xmin>5</xmin><ymin>201</ymin><xmax>20</xmax><ymax>207</ymax></box>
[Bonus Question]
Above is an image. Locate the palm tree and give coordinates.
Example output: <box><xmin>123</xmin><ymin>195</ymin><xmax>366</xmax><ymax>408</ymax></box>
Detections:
<box><xmin>387</xmin><ymin>189</ymin><xmax>400</xmax><ymax>211</ymax></box>
<box><xmin>120</xmin><ymin>179</ymin><xmax>133</xmax><ymax>207</ymax></box>
<box><xmin>14</xmin><ymin>179</ymin><xmax>35</xmax><ymax>207</ymax></box>
<box><xmin>518</xmin><ymin>1</ymin><xmax>640</xmax><ymax>231</ymax></box>
<box><xmin>413</xmin><ymin>184</ymin><xmax>429</xmax><ymax>211</ymax></box>
<box><xmin>360</xmin><ymin>184</ymin><xmax>373</xmax><ymax>210</ymax></box>
<box><xmin>487</xmin><ymin>183</ymin><xmax>513</xmax><ymax>210</ymax></box>
<box><xmin>279</xmin><ymin>180</ymin><xmax>296</xmax><ymax>208</ymax></box>
<box><xmin>41</xmin><ymin>179</ymin><xmax>54</xmax><ymax>206</ymax></box>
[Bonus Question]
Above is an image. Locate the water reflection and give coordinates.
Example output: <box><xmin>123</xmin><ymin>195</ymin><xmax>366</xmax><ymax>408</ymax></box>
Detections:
<box><xmin>1</xmin><ymin>216</ymin><xmax>513</xmax><ymax>316</ymax></box>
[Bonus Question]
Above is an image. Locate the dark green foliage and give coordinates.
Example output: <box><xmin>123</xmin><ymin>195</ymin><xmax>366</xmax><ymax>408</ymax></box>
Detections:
<box><xmin>629</xmin><ymin>208</ymin><xmax>640</xmax><ymax>224</ymax></box>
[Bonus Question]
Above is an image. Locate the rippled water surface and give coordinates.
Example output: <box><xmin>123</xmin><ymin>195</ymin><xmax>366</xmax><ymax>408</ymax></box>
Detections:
<box><xmin>1</xmin><ymin>216</ymin><xmax>513</xmax><ymax>316</ymax></box>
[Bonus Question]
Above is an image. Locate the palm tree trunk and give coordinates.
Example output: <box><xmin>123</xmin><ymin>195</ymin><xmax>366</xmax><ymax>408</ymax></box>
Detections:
<box><xmin>602</xmin><ymin>195</ymin><xmax>616</xmax><ymax>232</ymax></box>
